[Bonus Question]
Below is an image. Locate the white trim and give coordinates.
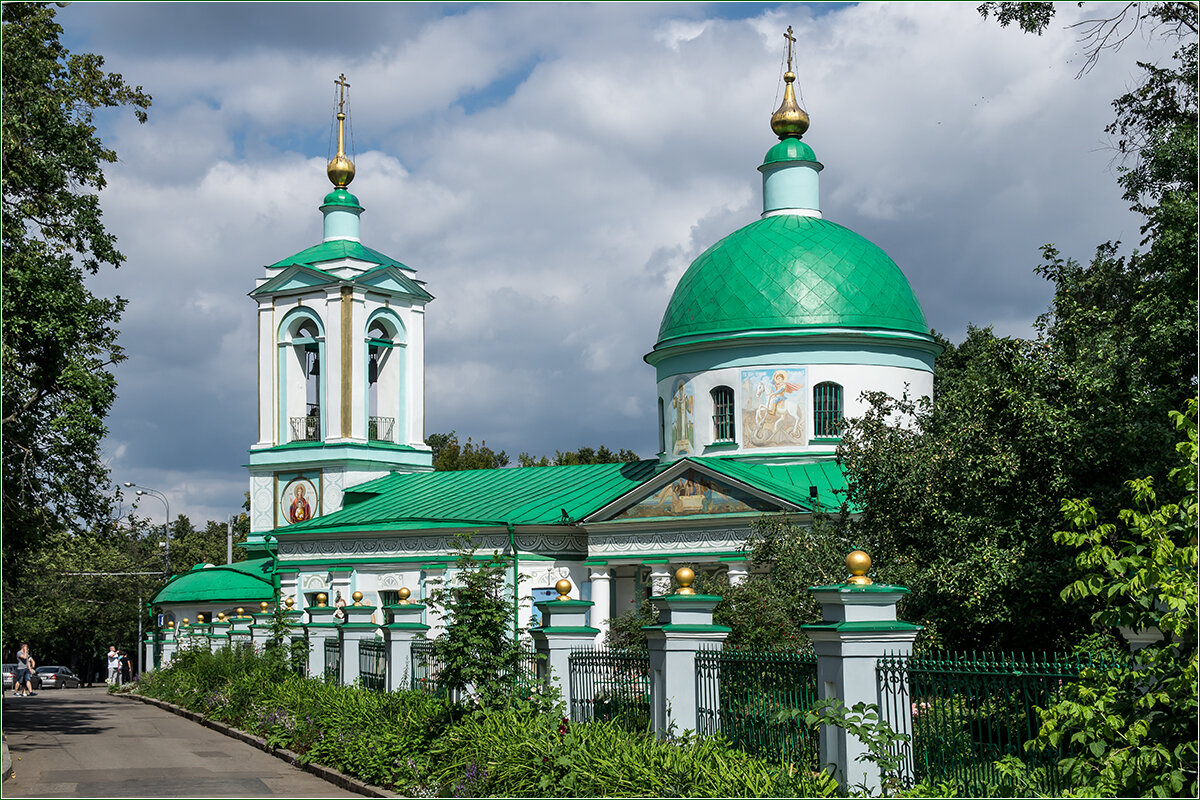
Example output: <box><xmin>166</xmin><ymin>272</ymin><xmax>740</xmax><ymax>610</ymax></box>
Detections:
<box><xmin>761</xmin><ymin>207</ymin><xmax>822</xmax><ymax>219</ymax></box>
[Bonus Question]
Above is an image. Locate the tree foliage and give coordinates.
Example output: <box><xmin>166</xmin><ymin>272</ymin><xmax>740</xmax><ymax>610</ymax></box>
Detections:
<box><xmin>518</xmin><ymin>445</ymin><xmax>641</xmax><ymax>467</ymax></box>
<box><xmin>425</xmin><ymin>534</ymin><xmax>528</xmax><ymax>709</ymax></box>
<box><xmin>1</xmin><ymin>3</ymin><xmax>150</xmax><ymax>565</ymax></box>
<box><xmin>1019</xmin><ymin>400</ymin><xmax>1198</xmax><ymax>798</ymax></box>
<box><xmin>836</xmin><ymin>1</ymin><xmax>1197</xmax><ymax>652</ymax></box>
<box><xmin>426</xmin><ymin>431</ymin><xmax>509</xmax><ymax>471</ymax></box>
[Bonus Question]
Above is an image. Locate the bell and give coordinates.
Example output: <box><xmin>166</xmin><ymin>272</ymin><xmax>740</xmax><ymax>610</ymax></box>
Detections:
<box><xmin>308</xmin><ymin>355</ymin><xmax>321</xmax><ymax>377</ymax></box>
<box><xmin>368</xmin><ymin>351</ymin><xmax>378</xmax><ymax>383</ymax></box>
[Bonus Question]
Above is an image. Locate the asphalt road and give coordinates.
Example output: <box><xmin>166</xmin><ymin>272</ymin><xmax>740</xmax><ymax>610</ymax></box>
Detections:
<box><xmin>1</xmin><ymin>686</ymin><xmax>361</xmax><ymax>797</ymax></box>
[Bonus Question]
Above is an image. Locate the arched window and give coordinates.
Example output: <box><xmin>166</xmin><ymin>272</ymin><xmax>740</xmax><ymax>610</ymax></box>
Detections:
<box><xmin>657</xmin><ymin>398</ymin><xmax>665</xmax><ymax>453</ymax></box>
<box><xmin>711</xmin><ymin>386</ymin><xmax>735</xmax><ymax>442</ymax></box>
<box><xmin>813</xmin><ymin>382</ymin><xmax>843</xmax><ymax>438</ymax></box>
<box><xmin>278</xmin><ymin>309</ymin><xmax>325</xmax><ymax>443</ymax></box>
<box><xmin>364</xmin><ymin>310</ymin><xmax>406</xmax><ymax>443</ymax></box>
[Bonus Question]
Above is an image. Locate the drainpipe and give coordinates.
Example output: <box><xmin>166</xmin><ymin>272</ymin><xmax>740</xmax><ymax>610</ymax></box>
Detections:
<box><xmin>508</xmin><ymin>523</ymin><xmax>519</xmax><ymax>642</ymax></box>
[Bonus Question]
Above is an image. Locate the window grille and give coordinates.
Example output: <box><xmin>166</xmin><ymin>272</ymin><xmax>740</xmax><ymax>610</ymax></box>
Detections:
<box><xmin>711</xmin><ymin>386</ymin><xmax>735</xmax><ymax>442</ymax></box>
<box><xmin>813</xmin><ymin>382</ymin><xmax>843</xmax><ymax>437</ymax></box>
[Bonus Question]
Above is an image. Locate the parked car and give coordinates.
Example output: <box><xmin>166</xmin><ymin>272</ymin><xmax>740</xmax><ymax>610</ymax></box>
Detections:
<box><xmin>35</xmin><ymin>666</ymin><xmax>81</xmax><ymax>689</ymax></box>
<box><xmin>3</xmin><ymin>664</ymin><xmax>42</xmax><ymax>691</ymax></box>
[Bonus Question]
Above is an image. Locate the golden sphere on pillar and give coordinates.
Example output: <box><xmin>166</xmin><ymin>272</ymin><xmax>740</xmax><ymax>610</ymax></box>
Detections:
<box><xmin>398</xmin><ymin>587</ymin><xmax>411</xmax><ymax>604</ymax></box>
<box><xmin>674</xmin><ymin>567</ymin><xmax>696</xmax><ymax>595</ymax></box>
<box><xmin>316</xmin><ymin>593</ymin><xmax>327</xmax><ymax>607</ymax></box>
<box><xmin>260</xmin><ymin>601</ymin><xmax>270</xmax><ymax>612</ymax></box>
<box><xmin>845</xmin><ymin>550</ymin><xmax>873</xmax><ymax>585</ymax></box>
<box><xmin>555</xmin><ymin>578</ymin><xmax>572</xmax><ymax>600</ymax></box>
<box><xmin>352</xmin><ymin>591</ymin><xmax>363</xmax><ymax>605</ymax></box>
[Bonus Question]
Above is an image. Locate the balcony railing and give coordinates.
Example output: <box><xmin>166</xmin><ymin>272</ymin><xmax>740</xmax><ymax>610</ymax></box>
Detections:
<box><xmin>290</xmin><ymin>415</ymin><xmax>321</xmax><ymax>442</ymax></box>
<box><xmin>368</xmin><ymin>416</ymin><xmax>395</xmax><ymax>442</ymax></box>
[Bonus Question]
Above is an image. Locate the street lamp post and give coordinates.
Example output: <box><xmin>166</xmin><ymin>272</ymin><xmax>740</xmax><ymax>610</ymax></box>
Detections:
<box><xmin>124</xmin><ymin>482</ymin><xmax>170</xmax><ymax>580</ymax></box>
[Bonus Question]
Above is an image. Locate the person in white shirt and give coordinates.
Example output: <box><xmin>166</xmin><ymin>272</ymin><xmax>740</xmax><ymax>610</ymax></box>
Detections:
<box><xmin>106</xmin><ymin>645</ymin><xmax>121</xmax><ymax>685</ymax></box>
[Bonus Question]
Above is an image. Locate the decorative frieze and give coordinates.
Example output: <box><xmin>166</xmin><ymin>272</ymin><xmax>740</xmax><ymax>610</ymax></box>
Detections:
<box><xmin>588</xmin><ymin>526</ymin><xmax>750</xmax><ymax>556</ymax></box>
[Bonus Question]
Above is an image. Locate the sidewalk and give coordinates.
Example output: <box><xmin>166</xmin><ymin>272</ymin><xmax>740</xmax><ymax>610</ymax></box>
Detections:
<box><xmin>1</xmin><ymin>687</ymin><xmax>366</xmax><ymax>797</ymax></box>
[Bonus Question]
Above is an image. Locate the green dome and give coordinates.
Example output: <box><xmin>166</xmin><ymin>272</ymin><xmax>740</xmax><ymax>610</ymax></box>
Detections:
<box><xmin>321</xmin><ymin>188</ymin><xmax>363</xmax><ymax>210</ymax></box>
<box><xmin>762</xmin><ymin>137</ymin><xmax>818</xmax><ymax>166</ymax></box>
<box><xmin>656</xmin><ymin>214</ymin><xmax>929</xmax><ymax>346</ymax></box>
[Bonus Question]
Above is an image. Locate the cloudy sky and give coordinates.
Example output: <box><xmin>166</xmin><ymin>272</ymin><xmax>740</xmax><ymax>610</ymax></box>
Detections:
<box><xmin>58</xmin><ymin>2</ymin><xmax>1166</xmax><ymax>525</ymax></box>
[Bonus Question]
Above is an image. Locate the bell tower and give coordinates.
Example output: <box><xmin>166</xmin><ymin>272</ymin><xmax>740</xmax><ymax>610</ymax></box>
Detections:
<box><xmin>245</xmin><ymin>74</ymin><xmax>434</xmax><ymax>556</ymax></box>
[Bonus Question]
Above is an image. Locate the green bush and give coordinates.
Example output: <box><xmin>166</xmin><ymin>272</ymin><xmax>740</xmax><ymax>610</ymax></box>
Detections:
<box><xmin>135</xmin><ymin>647</ymin><xmax>838</xmax><ymax>797</ymax></box>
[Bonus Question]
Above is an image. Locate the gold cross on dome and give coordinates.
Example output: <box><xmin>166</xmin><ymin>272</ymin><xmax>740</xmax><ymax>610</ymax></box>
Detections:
<box><xmin>334</xmin><ymin>73</ymin><xmax>351</xmax><ymax>114</ymax></box>
<box><xmin>785</xmin><ymin>26</ymin><xmax>796</xmax><ymax>72</ymax></box>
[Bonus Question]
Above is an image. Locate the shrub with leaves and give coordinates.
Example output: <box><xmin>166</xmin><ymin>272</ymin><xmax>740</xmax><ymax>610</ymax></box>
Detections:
<box><xmin>1026</xmin><ymin>399</ymin><xmax>1198</xmax><ymax>797</ymax></box>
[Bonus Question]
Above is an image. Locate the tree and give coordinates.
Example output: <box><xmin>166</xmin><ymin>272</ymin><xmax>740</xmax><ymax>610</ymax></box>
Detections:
<box><xmin>425</xmin><ymin>534</ymin><xmax>528</xmax><ymax>708</ymax></box>
<box><xmin>1</xmin><ymin>3</ymin><xmax>151</xmax><ymax>567</ymax></box>
<box><xmin>839</xmin><ymin>330</ymin><xmax>1093</xmax><ymax>650</ymax></box>
<box><xmin>518</xmin><ymin>445</ymin><xmax>641</xmax><ymax>467</ymax></box>
<box><xmin>426</xmin><ymin>431</ymin><xmax>509</xmax><ymax>471</ymax></box>
<box><xmin>833</xmin><ymin>2</ymin><xmax>1198</xmax><ymax>651</ymax></box>
<box><xmin>1007</xmin><ymin>400</ymin><xmax>1198</xmax><ymax>797</ymax></box>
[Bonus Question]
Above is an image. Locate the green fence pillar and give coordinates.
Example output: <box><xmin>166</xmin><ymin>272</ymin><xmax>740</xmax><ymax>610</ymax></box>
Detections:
<box><xmin>802</xmin><ymin>551</ymin><xmax>921</xmax><ymax>795</ymax></box>
<box><xmin>531</xmin><ymin>579</ymin><xmax>598</xmax><ymax>703</ymax></box>
<box><xmin>340</xmin><ymin>592</ymin><xmax>380</xmax><ymax>687</ymax></box>
<box><xmin>227</xmin><ymin>607</ymin><xmax>254</xmax><ymax>649</ymax></box>
<box><xmin>644</xmin><ymin>568</ymin><xmax>730</xmax><ymax>739</ymax></box>
<box><xmin>160</xmin><ymin>623</ymin><xmax>178</xmax><ymax>665</ymax></box>
<box><xmin>250</xmin><ymin>602</ymin><xmax>275</xmax><ymax>650</ymax></box>
<box><xmin>209</xmin><ymin>613</ymin><xmax>231</xmax><ymax>651</ymax></box>
<box><xmin>385</xmin><ymin>589</ymin><xmax>429</xmax><ymax>692</ymax></box>
<box><xmin>305</xmin><ymin>594</ymin><xmax>338</xmax><ymax>678</ymax></box>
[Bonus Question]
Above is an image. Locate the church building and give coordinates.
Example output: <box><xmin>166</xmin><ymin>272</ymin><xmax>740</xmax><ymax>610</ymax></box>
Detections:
<box><xmin>151</xmin><ymin>46</ymin><xmax>939</xmax><ymax>645</ymax></box>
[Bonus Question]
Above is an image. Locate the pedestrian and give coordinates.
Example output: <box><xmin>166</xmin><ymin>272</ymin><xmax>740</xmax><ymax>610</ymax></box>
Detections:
<box><xmin>15</xmin><ymin>643</ymin><xmax>37</xmax><ymax>696</ymax></box>
<box><xmin>106</xmin><ymin>645</ymin><xmax>121</xmax><ymax>685</ymax></box>
<box><xmin>119</xmin><ymin>650</ymin><xmax>131</xmax><ymax>683</ymax></box>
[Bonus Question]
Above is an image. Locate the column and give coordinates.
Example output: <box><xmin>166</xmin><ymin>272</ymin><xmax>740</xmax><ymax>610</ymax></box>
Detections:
<box><xmin>644</xmin><ymin>567</ymin><xmax>730</xmax><ymax>738</ymax></box>
<box><xmin>385</xmin><ymin>588</ymin><xmax>429</xmax><ymax>692</ymax></box>
<box><xmin>647</xmin><ymin>561</ymin><xmax>673</xmax><ymax>596</ymax></box>
<box><xmin>530</xmin><ymin>579</ymin><xmax>599</xmax><ymax>704</ymax></box>
<box><xmin>588</xmin><ymin>566</ymin><xmax>613</xmax><ymax>646</ymax></box>
<box><xmin>421</xmin><ymin>564</ymin><xmax>447</xmax><ymax>639</ymax></box>
<box><xmin>305</xmin><ymin>593</ymin><xmax>338</xmax><ymax>679</ymax></box>
<box><xmin>725</xmin><ymin>558</ymin><xmax>749</xmax><ymax>587</ymax></box>
<box><xmin>802</xmin><ymin>551</ymin><xmax>921</xmax><ymax>796</ymax></box>
<box><xmin>340</xmin><ymin>591</ymin><xmax>380</xmax><ymax>687</ymax></box>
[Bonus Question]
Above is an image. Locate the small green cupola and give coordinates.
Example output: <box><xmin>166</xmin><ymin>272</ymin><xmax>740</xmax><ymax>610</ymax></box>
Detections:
<box><xmin>321</xmin><ymin>73</ymin><xmax>364</xmax><ymax>242</ymax></box>
<box><xmin>759</xmin><ymin>38</ymin><xmax>822</xmax><ymax>218</ymax></box>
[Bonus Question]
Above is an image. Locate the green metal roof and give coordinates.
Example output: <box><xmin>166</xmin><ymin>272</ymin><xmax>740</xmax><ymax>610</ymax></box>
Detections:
<box><xmin>762</xmin><ymin>137</ymin><xmax>818</xmax><ymax>166</ymax></box>
<box><xmin>151</xmin><ymin>558</ymin><xmax>275</xmax><ymax>605</ymax></box>
<box><xmin>655</xmin><ymin>214</ymin><xmax>930</xmax><ymax>348</ymax></box>
<box><xmin>267</xmin><ymin>239</ymin><xmax>417</xmax><ymax>273</ymax></box>
<box><xmin>277</xmin><ymin>457</ymin><xmax>851</xmax><ymax>536</ymax></box>
<box><xmin>696</xmin><ymin>458</ymin><xmax>851</xmax><ymax>512</ymax></box>
<box><xmin>279</xmin><ymin>460</ymin><xmax>661</xmax><ymax>535</ymax></box>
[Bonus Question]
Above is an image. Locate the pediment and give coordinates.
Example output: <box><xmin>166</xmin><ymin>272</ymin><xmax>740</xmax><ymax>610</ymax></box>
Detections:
<box><xmin>357</xmin><ymin>265</ymin><xmax>434</xmax><ymax>302</ymax></box>
<box><xmin>250</xmin><ymin>264</ymin><xmax>339</xmax><ymax>296</ymax></box>
<box><xmin>584</xmin><ymin>459</ymin><xmax>800</xmax><ymax>523</ymax></box>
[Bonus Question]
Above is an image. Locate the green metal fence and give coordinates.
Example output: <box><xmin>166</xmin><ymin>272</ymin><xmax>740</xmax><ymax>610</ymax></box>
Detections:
<box><xmin>695</xmin><ymin>648</ymin><xmax>819</xmax><ymax>767</ymax></box>
<box><xmin>411</xmin><ymin>640</ymin><xmax>540</xmax><ymax>701</ymax></box>
<box><xmin>290</xmin><ymin>635</ymin><xmax>308</xmax><ymax>677</ymax></box>
<box><xmin>323</xmin><ymin>637</ymin><xmax>341</xmax><ymax>685</ymax></box>
<box><xmin>567</xmin><ymin>648</ymin><xmax>651</xmax><ymax>729</ymax></box>
<box><xmin>877</xmin><ymin>650</ymin><xmax>1123</xmax><ymax>795</ymax></box>
<box><xmin>411</xmin><ymin>640</ymin><xmax>441</xmax><ymax>694</ymax></box>
<box><xmin>359</xmin><ymin>639</ymin><xmax>387</xmax><ymax>692</ymax></box>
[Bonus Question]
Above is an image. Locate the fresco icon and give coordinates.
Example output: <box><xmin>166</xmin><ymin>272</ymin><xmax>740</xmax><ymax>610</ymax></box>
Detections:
<box><xmin>614</xmin><ymin>468</ymin><xmax>775</xmax><ymax>519</ymax></box>
<box><xmin>669</xmin><ymin>377</ymin><xmax>694</xmax><ymax>455</ymax></box>
<box><xmin>741</xmin><ymin>367</ymin><xmax>806</xmax><ymax>448</ymax></box>
<box><xmin>277</xmin><ymin>472</ymin><xmax>320</xmax><ymax>527</ymax></box>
